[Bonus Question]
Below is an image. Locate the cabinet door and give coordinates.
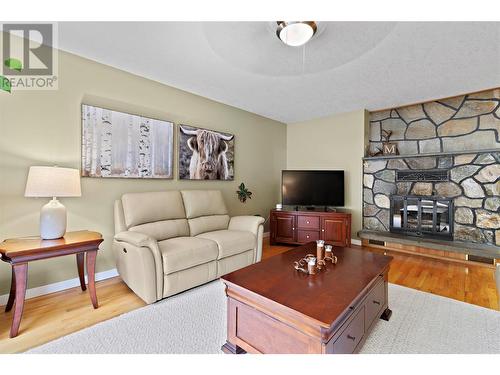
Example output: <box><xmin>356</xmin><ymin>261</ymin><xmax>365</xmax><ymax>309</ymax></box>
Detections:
<box><xmin>321</xmin><ymin>217</ymin><xmax>347</xmax><ymax>246</ymax></box>
<box><xmin>273</xmin><ymin>214</ymin><xmax>296</xmax><ymax>243</ymax></box>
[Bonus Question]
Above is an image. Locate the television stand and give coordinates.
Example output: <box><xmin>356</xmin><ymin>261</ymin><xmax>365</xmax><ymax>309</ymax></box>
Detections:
<box><xmin>270</xmin><ymin>209</ymin><xmax>351</xmax><ymax>247</ymax></box>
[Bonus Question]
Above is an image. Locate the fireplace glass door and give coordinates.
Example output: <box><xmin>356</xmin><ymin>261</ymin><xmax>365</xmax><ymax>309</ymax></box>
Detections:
<box><xmin>390</xmin><ymin>195</ymin><xmax>453</xmax><ymax>240</ymax></box>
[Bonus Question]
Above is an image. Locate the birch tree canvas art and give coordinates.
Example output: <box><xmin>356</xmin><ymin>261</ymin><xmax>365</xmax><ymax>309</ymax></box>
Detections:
<box><xmin>81</xmin><ymin>105</ymin><xmax>173</xmax><ymax>179</ymax></box>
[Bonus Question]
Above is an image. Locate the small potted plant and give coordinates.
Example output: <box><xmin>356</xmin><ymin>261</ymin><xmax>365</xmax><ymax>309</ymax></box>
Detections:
<box><xmin>236</xmin><ymin>183</ymin><xmax>252</xmax><ymax>203</ymax></box>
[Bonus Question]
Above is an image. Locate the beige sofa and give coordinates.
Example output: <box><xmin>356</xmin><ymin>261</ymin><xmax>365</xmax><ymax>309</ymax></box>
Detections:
<box><xmin>113</xmin><ymin>190</ymin><xmax>265</xmax><ymax>304</ymax></box>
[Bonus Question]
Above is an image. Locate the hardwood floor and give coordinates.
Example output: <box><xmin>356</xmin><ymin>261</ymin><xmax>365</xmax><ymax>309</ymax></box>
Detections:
<box><xmin>375</xmin><ymin>248</ymin><xmax>499</xmax><ymax>310</ymax></box>
<box><xmin>0</xmin><ymin>277</ymin><xmax>146</xmax><ymax>353</ymax></box>
<box><xmin>0</xmin><ymin>238</ymin><xmax>497</xmax><ymax>353</ymax></box>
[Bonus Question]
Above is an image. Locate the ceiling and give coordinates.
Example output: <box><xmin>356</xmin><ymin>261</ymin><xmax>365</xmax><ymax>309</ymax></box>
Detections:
<box><xmin>58</xmin><ymin>22</ymin><xmax>500</xmax><ymax>123</ymax></box>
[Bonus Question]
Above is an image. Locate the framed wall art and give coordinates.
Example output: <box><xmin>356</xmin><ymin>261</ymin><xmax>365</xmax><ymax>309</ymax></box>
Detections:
<box><xmin>178</xmin><ymin>124</ymin><xmax>234</xmax><ymax>180</ymax></box>
<box><xmin>81</xmin><ymin>104</ymin><xmax>174</xmax><ymax>179</ymax></box>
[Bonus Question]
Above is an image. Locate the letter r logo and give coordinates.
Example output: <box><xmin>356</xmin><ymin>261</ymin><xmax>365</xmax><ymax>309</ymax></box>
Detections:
<box><xmin>2</xmin><ymin>23</ymin><xmax>53</xmax><ymax>75</ymax></box>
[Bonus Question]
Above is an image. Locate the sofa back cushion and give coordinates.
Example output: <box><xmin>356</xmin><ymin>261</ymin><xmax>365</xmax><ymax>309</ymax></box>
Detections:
<box><xmin>121</xmin><ymin>191</ymin><xmax>189</xmax><ymax>241</ymax></box>
<box><xmin>180</xmin><ymin>190</ymin><xmax>228</xmax><ymax>218</ymax></box>
<box><xmin>181</xmin><ymin>190</ymin><xmax>230</xmax><ymax>236</ymax></box>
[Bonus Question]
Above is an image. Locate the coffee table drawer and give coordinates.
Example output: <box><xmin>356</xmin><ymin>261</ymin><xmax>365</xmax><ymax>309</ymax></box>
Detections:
<box><xmin>297</xmin><ymin>216</ymin><xmax>320</xmax><ymax>230</ymax></box>
<box><xmin>331</xmin><ymin>306</ymin><xmax>365</xmax><ymax>354</ymax></box>
<box><xmin>297</xmin><ymin>230</ymin><xmax>320</xmax><ymax>243</ymax></box>
<box><xmin>365</xmin><ymin>278</ymin><xmax>385</xmax><ymax>328</ymax></box>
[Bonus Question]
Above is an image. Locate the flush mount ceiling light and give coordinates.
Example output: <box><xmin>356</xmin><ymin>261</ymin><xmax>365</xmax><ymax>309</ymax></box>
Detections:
<box><xmin>276</xmin><ymin>21</ymin><xmax>317</xmax><ymax>47</ymax></box>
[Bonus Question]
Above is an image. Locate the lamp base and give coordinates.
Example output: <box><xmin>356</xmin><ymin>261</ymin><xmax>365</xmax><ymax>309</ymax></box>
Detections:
<box><xmin>40</xmin><ymin>198</ymin><xmax>67</xmax><ymax>240</ymax></box>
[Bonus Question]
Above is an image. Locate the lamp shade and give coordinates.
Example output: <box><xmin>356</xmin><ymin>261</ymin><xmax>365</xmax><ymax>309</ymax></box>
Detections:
<box><xmin>25</xmin><ymin>166</ymin><xmax>81</xmax><ymax>198</ymax></box>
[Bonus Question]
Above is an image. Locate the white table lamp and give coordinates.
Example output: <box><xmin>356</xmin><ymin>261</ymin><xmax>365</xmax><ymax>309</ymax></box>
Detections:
<box><xmin>25</xmin><ymin>166</ymin><xmax>82</xmax><ymax>239</ymax></box>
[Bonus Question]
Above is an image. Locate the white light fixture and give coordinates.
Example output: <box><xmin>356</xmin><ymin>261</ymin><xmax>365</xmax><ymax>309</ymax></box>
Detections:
<box><xmin>276</xmin><ymin>21</ymin><xmax>317</xmax><ymax>47</ymax></box>
<box><xmin>25</xmin><ymin>166</ymin><xmax>81</xmax><ymax>239</ymax></box>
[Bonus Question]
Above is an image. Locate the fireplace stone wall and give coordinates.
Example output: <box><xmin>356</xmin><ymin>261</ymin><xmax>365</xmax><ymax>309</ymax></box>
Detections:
<box><xmin>368</xmin><ymin>88</ymin><xmax>500</xmax><ymax>155</ymax></box>
<box><xmin>364</xmin><ymin>88</ymin><xmax>500</xmax><ymax>247</ymax></box>
<box><xmin>363</xmin><ymin>152</ymin><xmax>499</xmax><ymax>245</ymax></box>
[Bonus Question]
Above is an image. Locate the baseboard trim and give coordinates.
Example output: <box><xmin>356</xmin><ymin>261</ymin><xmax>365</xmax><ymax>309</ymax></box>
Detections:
<box><xmin>0</xmin><ymin>268</ymin><xmax>119</xmax><ymax>306</ymax></box>
<box><xmin>263</xmin><ymin>231</ymin><xmax>270</xmax><ymax>238</ymax></box>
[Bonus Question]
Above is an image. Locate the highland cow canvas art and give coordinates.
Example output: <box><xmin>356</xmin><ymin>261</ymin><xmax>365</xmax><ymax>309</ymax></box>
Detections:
<box><xmin>81</xmin><ymin>105</ymin><xmax>173</xmax><ymax>178</ymax></box>
<box><xmin>178</xmin><ymin>124</ymin><xmax>235</xmax><ymax>180</ymax></box>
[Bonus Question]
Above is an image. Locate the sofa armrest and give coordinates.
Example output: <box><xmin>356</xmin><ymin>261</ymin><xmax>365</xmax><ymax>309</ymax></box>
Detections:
<box><xmin>228</xmin><ymin>215</ymin><xmax>265</xmax><ymax>236</ymax></box>
<box><xmin>114</xmin><ymin>231</ymin><xmax>163</xmax><ymax>301</ymax></box>
<box><xmin>115</xmin><ymin>231</ymin><xmax>155</xmax><ymax>247</ymax></box>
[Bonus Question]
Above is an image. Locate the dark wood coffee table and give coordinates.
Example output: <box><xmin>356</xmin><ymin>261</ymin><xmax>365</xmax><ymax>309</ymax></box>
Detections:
<box><xmin>221</xmin><ymin>242</ymin><xmax>393</xmax><ymax>354</ymax></box>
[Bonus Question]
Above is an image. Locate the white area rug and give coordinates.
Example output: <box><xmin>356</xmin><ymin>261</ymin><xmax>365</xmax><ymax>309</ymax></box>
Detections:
<box><xmin>28</xmin><ymin>281</ymin><xmax>500</xmax><ymax>354</ymax></box>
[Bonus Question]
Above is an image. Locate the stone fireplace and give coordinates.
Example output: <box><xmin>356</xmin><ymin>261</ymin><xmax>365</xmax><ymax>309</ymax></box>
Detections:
<box><xmin>362</xmin><ymin>88</ymin><xmax>500</xmax><ymax>248</ymax></box>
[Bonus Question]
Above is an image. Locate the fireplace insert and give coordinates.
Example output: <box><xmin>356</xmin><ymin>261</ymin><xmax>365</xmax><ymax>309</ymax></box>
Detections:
<box><xmin>389</xmin><ymin>195</ymin><xmax>454</xmax><ymax>240</ymax></box>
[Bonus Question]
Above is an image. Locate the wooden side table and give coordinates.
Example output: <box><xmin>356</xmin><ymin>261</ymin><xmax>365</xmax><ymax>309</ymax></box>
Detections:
<box><xmin>0</xmin><ymin>230</ymin><xmax>103</xmax><ymax>338</ymax></box>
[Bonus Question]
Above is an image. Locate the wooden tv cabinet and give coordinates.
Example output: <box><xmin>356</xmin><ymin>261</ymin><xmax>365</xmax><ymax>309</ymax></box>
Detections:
<box><xmin>270</xmin><ymin>209</ymin><xmax>351</xmax><ymax>247</ymax></box>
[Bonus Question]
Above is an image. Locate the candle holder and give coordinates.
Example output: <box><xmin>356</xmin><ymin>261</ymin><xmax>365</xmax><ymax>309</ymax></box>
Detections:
<box><xmin>324</xmin><ymin>244</ymin><xmax>338</xmax><ymax>264</ymax></box>
<box><xmin>293</xmin><ymin>246</ymin><xmax>337</xmax><ymax>275</ymax></box>
<box><xmin>316</xmin><ymin>240</ymin><xmax>325</xmax><ymax>261</ymax></box>
<box><xmin>307</xmin><ymin>257</ymin><xmax>317</xmax><ymax>275</ymax></box>
<box><xmin>293</xmin><ymin>254</ymin><xmax>316</xmax><ymax>274</ymax></box>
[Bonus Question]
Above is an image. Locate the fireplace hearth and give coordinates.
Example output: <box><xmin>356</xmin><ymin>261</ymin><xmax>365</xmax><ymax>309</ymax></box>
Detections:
<box><xmin>390</xmin><ymin>195</ymin><xmax>454</xmax><ymax>240</ymax></box>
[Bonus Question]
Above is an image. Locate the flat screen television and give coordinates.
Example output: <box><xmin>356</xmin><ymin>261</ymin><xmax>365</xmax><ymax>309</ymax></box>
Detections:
<box><xmin>282</xmin><ymin>170</ymin><xmax>345</xmax><ymax>207</ymax></box>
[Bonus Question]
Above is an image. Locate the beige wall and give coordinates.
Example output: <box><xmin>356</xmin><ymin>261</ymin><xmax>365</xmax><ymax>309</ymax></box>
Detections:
<box><xmin>0</xmin><ymin>48</ymin><xmax>287</xmax><ymax>294</ymax></box>
<box><xmin>286</xmin><ymin>110</ymin><xmax>368</xmax><ymax>238</ymax></box>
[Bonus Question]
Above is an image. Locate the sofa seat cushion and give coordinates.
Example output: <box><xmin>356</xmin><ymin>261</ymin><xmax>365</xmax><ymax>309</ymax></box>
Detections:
<box><xmin>158</xmin><ymin>237</ymin><xmax>218</xmax><ymax>275</ymax></box>
<box><xmin>196</xmin><ymin>230</ymin><xmax>256</xmax><ymax>260</ymax></box>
